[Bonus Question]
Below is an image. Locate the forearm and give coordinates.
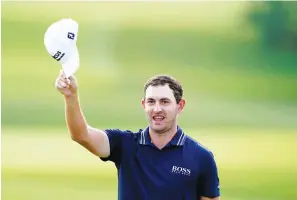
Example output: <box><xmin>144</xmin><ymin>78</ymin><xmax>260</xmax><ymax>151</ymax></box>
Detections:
<box><xmin>64</xmin><ymin>94</ymin><xmax>88</xmax><ymax>141</ymax></box>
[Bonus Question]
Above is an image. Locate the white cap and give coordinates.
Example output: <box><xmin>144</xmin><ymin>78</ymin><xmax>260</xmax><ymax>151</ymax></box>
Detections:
<box><xmin>44</xmin><ymin>18</ymin><xmax>79</xmax><ymax>78</ymax></box>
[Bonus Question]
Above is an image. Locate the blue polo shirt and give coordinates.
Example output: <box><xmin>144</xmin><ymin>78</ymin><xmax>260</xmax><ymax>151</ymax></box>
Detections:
<box><xmin>100</xmin><ymin>126</ymin><xmax>220</xmax><ymax>200</ymax></box>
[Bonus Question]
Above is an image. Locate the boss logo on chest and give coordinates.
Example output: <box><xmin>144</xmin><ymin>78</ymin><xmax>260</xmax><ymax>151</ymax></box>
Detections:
<box><xmin>171</xmin><ymin>165</ymin><xmax>191</xmax><ymax>176</ymax></box>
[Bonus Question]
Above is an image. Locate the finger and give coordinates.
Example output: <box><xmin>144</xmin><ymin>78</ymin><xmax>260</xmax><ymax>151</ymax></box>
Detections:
<box><xmin>59</xmin><ymin>70</ymin><xmax>66</xmax><ymax>79</ymax></box>
<box><xmin>56</xmin><ymin>82</ymin><xmax>63</xmax><ymax>90</ymax></box>
<box><xmin>59</xmin><ymin>73</ymin><xmax>70</xmax><ymax>82</ymax></box>
<box><xmin>56</xmin><ymin>82</ymin><xmax>64</xmax><ymax>90</ymax></box>
<box><xmin>59</xmin><ymin>76</ymin><xmax>67</xmax><ymax>83</ymax></box>
<box><xmin>56</xmin><ymin>80</ymin><xmax>67</xmax><ymax>89</ymax></box>
<box><xmin>59</xmin><ymin>77</ymin><xmax>70</xmax><ymax>87</ymax></box>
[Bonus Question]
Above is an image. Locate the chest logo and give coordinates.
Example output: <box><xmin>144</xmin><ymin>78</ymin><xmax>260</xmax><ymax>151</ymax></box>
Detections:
<box><xmin>171</xmin><ymin>165</ymin><xmax>191</xmax><ymax>176</ymax></box>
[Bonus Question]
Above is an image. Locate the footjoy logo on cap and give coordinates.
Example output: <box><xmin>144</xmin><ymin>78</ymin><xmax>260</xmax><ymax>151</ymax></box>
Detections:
<box><xmin>67</xmin><ymin>32</ymin><xmax>75</xmax><ymax>40</ymax></box>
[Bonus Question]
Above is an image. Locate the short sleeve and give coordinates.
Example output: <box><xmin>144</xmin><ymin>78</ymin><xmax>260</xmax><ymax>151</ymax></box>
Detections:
<box><xmin>99</xmin><ymin>129</ymin><xmax>128</xmax><ymax>165</ymax></box>
<box><xmin>198</xmin><ymin>151</ymin><xmax>220</xmax><ymax>198</ymax></box>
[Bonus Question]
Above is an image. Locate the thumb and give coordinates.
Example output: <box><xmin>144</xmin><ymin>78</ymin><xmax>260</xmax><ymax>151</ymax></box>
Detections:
<box><xmin>68</xmin><ymin>75</ymin><xmax>76</xmax><ymax>82</ymax></box>
<box><xmin>67</xmin><ymin>75</ymin><xmax>77</xmax><ymax>89</ymax></box>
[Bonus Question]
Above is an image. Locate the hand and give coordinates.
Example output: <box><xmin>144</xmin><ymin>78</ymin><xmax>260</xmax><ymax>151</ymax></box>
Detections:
<box><xmin>55</xmin><ymin>70</ymin><xmax>78</xmax><ymax>97</ymax></box>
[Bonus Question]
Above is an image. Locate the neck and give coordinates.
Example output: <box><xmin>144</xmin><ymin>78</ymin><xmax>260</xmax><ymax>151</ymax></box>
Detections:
<box><xmin>149</xmin><ymin>124</ymin><xmax>178</xmax><ymax>149</ymax></box>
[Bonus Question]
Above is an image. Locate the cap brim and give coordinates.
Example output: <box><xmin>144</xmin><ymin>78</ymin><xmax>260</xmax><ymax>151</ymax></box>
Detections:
<box><xmin>62</xmin><ymin>46</ymin><xmax>79</xmax><ymax>78</ymax></box>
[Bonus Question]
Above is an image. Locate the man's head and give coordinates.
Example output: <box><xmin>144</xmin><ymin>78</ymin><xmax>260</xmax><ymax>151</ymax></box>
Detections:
<box><xmin>142</xmin><ymin>75</ymin><xmax>186</xmax><ymax>134</ymax></box>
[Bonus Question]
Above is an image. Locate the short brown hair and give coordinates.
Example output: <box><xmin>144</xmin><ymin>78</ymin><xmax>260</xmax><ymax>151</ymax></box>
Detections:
<box><xmin>144</xmin><ymin>75</ymin><xmax>183</xmax><ymax>103</ymax></box>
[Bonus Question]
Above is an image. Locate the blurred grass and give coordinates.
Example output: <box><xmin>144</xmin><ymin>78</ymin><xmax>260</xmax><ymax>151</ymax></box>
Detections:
<box><xmin>2</xmin><ymin>2</ymin><xmax>297</xmax><ymax>199</ymax></box>
<box><xmin>2</xmin><ymin>2</ymin><xmax>245</xmax><ymax>30</ymax></box>
<box><xmin>2</xmin><ymin>128</ymin><xmax>297</xmax><ymax>200</ymax></box>
<box><xmin>2</xmin><ymin>2</ymin><xmax>297</xmax><ymax>129</ymax></box>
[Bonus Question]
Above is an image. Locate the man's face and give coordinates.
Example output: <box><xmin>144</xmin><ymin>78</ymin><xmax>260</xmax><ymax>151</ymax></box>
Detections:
<box><xmin>142</xmin><ymin>84</ymin><xmax>185</xmax><ymax>134</ymax></box>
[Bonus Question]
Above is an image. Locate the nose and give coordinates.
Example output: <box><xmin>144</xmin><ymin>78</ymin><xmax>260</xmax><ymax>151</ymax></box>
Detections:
<box><xmin>153</xmin><ymin>104</ymin><xmax>162</xmax><ymax>112</ymax></box>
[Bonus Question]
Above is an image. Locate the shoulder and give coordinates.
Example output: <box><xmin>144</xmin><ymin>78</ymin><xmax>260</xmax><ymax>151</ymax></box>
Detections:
<box><xmin>184</xmin><ymin>134</ymin><xmax>216</xmax><ymax>160</ymax></box>
<box><xmin>184</xmin><ymin>135</ymin><xmax>219</xmax><ymax>174</ymax></box>
<box><xmin>104</xmin><ymin>128</ymin><xmax>143</xmax><ymax>141</ymax></box>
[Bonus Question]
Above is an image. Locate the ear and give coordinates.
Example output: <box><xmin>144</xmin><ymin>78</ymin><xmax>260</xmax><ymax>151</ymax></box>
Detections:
<box><xmin>141</xmin><ymin>98</ymin><xmax>146</xmax><ymax>110</ymax></box>
<box><xmin>177</xmin><ymin>98</ymin><xmax>186</xmax><ymax>113</ymax></box>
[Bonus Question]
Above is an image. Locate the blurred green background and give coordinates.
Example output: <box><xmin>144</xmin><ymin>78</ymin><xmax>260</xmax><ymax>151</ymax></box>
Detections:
<box><xmin>2</xmin><ymin>1</ymin><xmax>297</xmax><ymax>200</ymax></box>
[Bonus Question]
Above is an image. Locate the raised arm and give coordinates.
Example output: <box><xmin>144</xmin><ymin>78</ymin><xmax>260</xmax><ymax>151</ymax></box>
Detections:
<box><xmin>55</xmin><ymin>70</ymin><xmax>110</xmax><ymax>158</ymax></box>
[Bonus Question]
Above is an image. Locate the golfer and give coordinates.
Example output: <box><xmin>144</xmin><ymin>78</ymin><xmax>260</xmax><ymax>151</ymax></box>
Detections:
<box><xmin>55</xmin><ymin>70</ymin><xmax>220</xmax><ymax>200</ymax></box>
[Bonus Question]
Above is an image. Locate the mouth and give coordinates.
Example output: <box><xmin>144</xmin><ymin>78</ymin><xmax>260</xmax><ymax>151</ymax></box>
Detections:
<box><xmin>152</xmin><ymin>116</ymin><xmax>165</xmax><ymax>122</ymax></box>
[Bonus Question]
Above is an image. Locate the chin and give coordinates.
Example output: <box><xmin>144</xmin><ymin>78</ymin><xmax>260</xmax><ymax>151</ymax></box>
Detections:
<box><xmin>150</xmin><ymin>124</ymin><xmax>167</xmax><ymax>134</ymax></box>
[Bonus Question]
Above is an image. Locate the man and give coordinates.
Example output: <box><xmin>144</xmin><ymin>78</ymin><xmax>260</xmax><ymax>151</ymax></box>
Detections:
<box><xmin>55</xmin><ymin>70</ymin><xmax>220</xmax><ymax>200</ymax></box>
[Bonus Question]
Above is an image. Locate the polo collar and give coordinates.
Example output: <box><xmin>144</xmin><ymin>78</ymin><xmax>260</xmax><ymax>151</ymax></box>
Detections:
<box><xmin>139</xmin><ymin>126</ymin><xmax>186</xmax><ymax>146</ymax></box>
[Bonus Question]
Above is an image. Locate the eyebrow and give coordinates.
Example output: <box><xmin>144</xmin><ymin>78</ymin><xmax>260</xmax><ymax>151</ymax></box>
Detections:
<box><xmin>146</xmin><ymin>97</ymin><xmax>171</xmax><ymax>101</ymax></box>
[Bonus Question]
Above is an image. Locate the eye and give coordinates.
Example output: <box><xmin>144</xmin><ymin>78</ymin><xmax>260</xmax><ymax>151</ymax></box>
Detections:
<box><xmin>147</xmin><ymin>100</ymin><xmax>154</xmax><ymax>104</ymax></box>
<box><xmin>161</xmin><ymin>100</ymin><xmax>170</xmax><ymax>104</ymax></box>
